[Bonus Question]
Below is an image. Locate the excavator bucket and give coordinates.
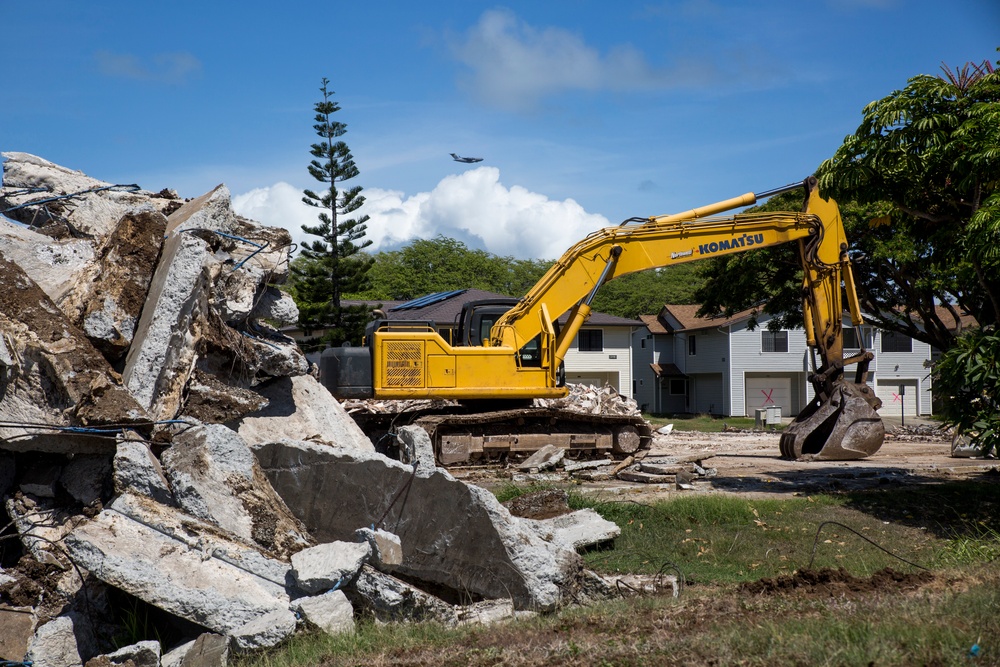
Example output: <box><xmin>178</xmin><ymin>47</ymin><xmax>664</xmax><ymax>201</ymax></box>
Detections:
<box><xmin>779</xmin><ymin>380</ymin><xmax>884</xmax><ymax>460</ymax></box>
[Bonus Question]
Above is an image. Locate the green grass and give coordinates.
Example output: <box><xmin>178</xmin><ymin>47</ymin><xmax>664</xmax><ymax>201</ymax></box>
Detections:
<box><xmin>643</xmin><ymin>412</ymin><xmax>778</xmax><ymax>432</ymax></box>
<box><xmin>236</xmin><ymin>482</ymin><xmax>1000</xmax><ymax>667</ymax></box>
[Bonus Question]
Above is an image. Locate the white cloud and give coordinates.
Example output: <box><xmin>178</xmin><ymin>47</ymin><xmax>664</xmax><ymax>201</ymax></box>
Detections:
<box><xmin>449</xmin><ymin>8</ymin><xmax>709</xmax><ymax>110</ymax></box>
<box><xmin>232</xmin><ymin>167</ymin><xmax>609</xmax><ymax>261</ymax></box>
<box><xmin>95</xmin><ymin>50</ymin><xmax>202</xmax><ymax>85</ymax></box>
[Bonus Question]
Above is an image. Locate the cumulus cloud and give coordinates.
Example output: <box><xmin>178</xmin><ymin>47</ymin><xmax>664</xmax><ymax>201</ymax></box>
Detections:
<box><xmin>232</xmin><ymin>167</ymin><xmax>609</xmax><ymax>261</ymax></box>
<box><xmin>449</xmin><ymin>8</ymin><xmax>709</xmax><ymax>110</ymax></box>
<box><xmin>95</xmin><ymin>50</ymin><xmax>202</xmax><ymax>85</ymax></box>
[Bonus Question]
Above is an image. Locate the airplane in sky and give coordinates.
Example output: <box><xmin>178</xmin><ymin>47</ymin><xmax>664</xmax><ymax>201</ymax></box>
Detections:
<box><xmin>450</xmin><ymin>153</ymin><xmax>483</xmax><ymax>163</ymax></box>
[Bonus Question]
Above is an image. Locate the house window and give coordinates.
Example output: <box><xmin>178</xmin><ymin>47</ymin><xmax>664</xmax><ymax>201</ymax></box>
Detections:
<box><xmin>762</xmin><ymin>330</ymin><xmax>789</xmax><ymax>353</ymax></box>
<box><xmin>843</xmin><ymin>327</ymin><xmax>859</xmax><ymax>349</ymax></box>
<box><xmin>577</xmin><ymin>329</ymin><xmax>603</xmax><ymax>352</ymax></box>
<box><xmin>669</xmin><ymin>379</ymin><xmax>686</xmax><ymax>395</ymax></box>
<box><xmin>881</xmin><ymin>331</ymin><xmax>912</xmax><ymax>353</ymax></box>
<box><xmin>640</xmin><ymin>338</ymin><xmax>646</xmax><ymax>349</ymax></box>
<box><xmin>688</xmin><ymin>335</ymin><xmax>696</xmax><ymax>356</ymax></box>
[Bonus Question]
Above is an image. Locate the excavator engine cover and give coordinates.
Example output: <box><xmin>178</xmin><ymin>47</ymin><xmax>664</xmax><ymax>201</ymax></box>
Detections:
<box><xmin>779</xmin><ymin>380</ymin><xmax>884</xmax><ymax>460</ymax></box>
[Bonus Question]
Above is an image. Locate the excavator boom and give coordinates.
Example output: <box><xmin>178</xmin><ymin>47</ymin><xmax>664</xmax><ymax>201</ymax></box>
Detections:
<box><xmin>323</xmin><ymin>176</ymin><xmax>884</xmax><ymax>462</ymax></box>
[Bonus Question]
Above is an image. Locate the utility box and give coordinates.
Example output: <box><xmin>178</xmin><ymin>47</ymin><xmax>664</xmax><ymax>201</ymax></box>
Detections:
<box><xmin>766</xmin><ymin>406</ymin><xmax>782</xmax><ymax>425</ymax></box>
<box><xmin>754</xmin><ymin>409</ymin><xmax>768</xmax><ymax>428</ymax></box>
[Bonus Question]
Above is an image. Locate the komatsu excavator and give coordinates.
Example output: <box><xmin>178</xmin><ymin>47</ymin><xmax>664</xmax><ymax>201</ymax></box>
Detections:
<box><xmin>322</xmin><ymin>176</ymin><xmax>884</xmax><ymax>463</ymax></box>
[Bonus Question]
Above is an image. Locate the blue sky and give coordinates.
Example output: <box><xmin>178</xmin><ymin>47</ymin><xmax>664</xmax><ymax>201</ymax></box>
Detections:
<box><xmin>3</xmin><ymin>1</ymin><xmax>997</xmax><ymax>259</ymax></box>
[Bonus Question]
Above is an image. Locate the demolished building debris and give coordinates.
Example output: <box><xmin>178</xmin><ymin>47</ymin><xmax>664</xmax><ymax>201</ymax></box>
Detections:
<box><xmin>0</xmin><ymin>153</ymin><xmax>636</xmax><ymax>665</ymax></box>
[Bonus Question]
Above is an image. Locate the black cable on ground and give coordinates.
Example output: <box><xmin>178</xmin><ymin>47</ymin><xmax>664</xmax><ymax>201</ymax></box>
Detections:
<box><xmin>807</xmin><ymin>520</ymin><xmax>929</xmax><ymax>571</ymax></box>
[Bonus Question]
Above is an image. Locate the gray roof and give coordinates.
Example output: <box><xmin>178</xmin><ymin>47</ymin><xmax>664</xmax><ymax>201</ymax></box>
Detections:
<box><xmin>344</xmin><ymin>289</ymin><xmax>642</xmax><ymax>327</ymax></box>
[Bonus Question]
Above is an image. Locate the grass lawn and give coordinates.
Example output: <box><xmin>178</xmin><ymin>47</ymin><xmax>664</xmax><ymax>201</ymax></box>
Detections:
<box><xmin>235</xmin><ymin>479</ymin><xmax>1000</xmax><ymax>667</ymax></box>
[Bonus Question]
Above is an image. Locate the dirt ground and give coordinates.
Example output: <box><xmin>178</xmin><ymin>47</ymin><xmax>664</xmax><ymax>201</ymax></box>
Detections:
<box><xmin>632</xmin><ymin>425</ymin><xmax>998</xmax><ymax>496</ymax></box>
<box><xmin>455</xmin><ymin>423</ymin><xmax>1000</xmax><ymax>498</ymax></box>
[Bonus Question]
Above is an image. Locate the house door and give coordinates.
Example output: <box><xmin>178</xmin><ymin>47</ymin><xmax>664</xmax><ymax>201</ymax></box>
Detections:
<box><xmin>876</xmin><ymin>379</ymin><xmax>919</xmax><ymax>417</ymax></box>
<box><xmin>745</xmin><ymin>376</ymin><xmax>792</xmax><ymax>418</ymax></box>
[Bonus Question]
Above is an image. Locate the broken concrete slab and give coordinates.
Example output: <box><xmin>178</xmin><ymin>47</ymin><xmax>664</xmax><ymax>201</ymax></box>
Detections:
<box><xmin>104</xmin><ymin>640</ymin><xmax>160</xmax><ymax>667</ymax></box>
<box><xmin>20</xmin><ymin>462</ymin><xmax>61</xmax><ymax>498</ymax></box>
<box><xmin>64</xmin><ymin>494</ymin><xmax>293</xmax><ymax>636</ymax></box>
<box><xmin>0</xmin><ymin>254</ymin><xmax>150</xmax><ymax>453</ymax></box>
<box><xmin>161</xmin><ymin>423</ymin><xmax>310</xmax><ymax>557</ymax></box>
<box><xmin>252</xmin><ymin>439</ymin><xmax>582</xmax><ymax>610</ymax></box>
<box><xmin>346</xmin><ymin>565</ymin><xmax>455</xmax><ymax>625</ymax></box>
<box><xmin>525</xmin><ymin>509</ymin><xmax>621</xmax><ymax>551</ymax></box>
<box><xmin>27</xmin><ymin>615</ymin><xmax>82</xmax><ymax>667</ymax></box>
<box><xmin>291</xmin><ymin>541</ymin><xmax>371</xmax><ymax>594</ymax></box>
<box><xmin>113</xmin><ymin>438</ymin><xmax>174</xmax><ymax>505</ymax></box>
<box><xmin>616</xmin><ymin>469</ymin><xmax>674</xmax><ymax>484</ymax></box>
<box><xmin>175</xmin><ymin>633</ymin><xmax>228</xmax><ymax>667</ymax></box>
<box><xmin>294</xmin><ymin>589</ymin><xmax>355</xmax><ymax>636</ymax></box>
<box><xmin>396</xmin><ymin>425</ymin><xmax>436</xmax><ymax>471</ymax></box>
<box><xmin>354</xmin><ymin>527</ymin><xmax>403</xmax><ymax>568</ymax></box>
<box><xmin>58</xmin><ymin>209</ymin><xmax>167</xmax><ymax>360</ymax></box>
<box><xmin>563</xmin><ymin>458</ymin><xmax>614</xmax><ymax>473</ymax></box>
<box><xmin>179</xmin><ymin>370</ymin><xmax>269</xmax><ymax>425</ymax></box>
<box><xmin>59</xmin><ymin>455</ymin><xmax>112</xmax><ymax>506</ymax></box>
<box><xmin>456</xmin><ymin>599</ymin><xmax>516</xmax><ymax>626</ymax></box>
<box><xmin>229</xmin><ymin>608</ymin><xmax>298</xmax><ymax>653</ymax></box>
<box><xmin>122</xmin><ymin>230</ymin><xmax>213</xmax><ymax>420</ymax></box>
<box><xmin>516</xmin><ymin>444</ymin><xmax>564</xmax><ymax>472</ymax></box>
<box><xmin>0</xmin><ymin>605</ymin><xmax>35</xmax><ymax>661</ymax></box>
<box><xmin>233</xmin><ymin>374</ymin><xmax>373</xmax><ymax>451</ymax></box>
<box><xmin>503</xmin><ymin>488</ymin><xmax>571</xmax><ymax>520</ymax></box>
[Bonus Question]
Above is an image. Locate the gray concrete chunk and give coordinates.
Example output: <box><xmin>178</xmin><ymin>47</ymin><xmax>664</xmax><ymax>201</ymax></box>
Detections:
<box><xmin>114</xmin><ymin>438</ymin><xmax>174</xmax><ymax>505</ymax></box>
<box><xmin>524</xmin><ymin>508</ymin><xmax>621</xmax><ymax>551</ymax></box>
<box><xmin>106</xmin><ymin>640</ymin><xmax>161</xmax><ymax>667</ymax></box>
<box><xmin>252</xmin><ymin>440</ymin><xmax>582</xmax><ymax>611</ymax></box>
<box><xmin>295</xmin><ymin>590</ymin><xmax>355</xmax><ymax>636</ymax></box>
<box><xmin>354</xmin><ymin>527</ymin><xmax>403</xmax><ymax>567</ymax></box>
<box><xmin>228</xmin><ymin>608</ymin><xmax>297</xmax><ymax>653</ymax></box>
<box><xmin>27</xmin><ymin>616</ymin><xmax>81</xmax><ymax>667</ymax></box>
<box><xmin>291</xmin><ymin>541</ymin><xmax>371</xmax><ymax>594</ymax></box>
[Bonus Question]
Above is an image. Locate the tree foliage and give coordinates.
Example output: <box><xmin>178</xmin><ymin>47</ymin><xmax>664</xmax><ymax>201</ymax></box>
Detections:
<box><xmin>694</xmin><ymin>55</ymin><xmax>1000</xmax><ymax>348</ymax></box>
<box><xmin>345</xmin><ymin>236</ymin><xmax>552</xmax><ymax>301</ymax></box>
<box><xmin>290</xmin><ymin>78</ymin><xmax>374</xmax><ymax>347</ymax></box>
<box><xmin>590</xmin><ymin>263</ymin><xmax>705</xmax><ymax>319</ymax></box>
<box><xmin>935</xmin><ymin>327</ymin><xmax>1000</xmax><ymax>457</ymax></box>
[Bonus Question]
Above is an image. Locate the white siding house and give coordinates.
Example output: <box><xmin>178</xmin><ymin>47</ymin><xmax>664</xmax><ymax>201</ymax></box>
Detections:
<box><xmin>633</xmin><ymin>304</ymin><xmax>940</xmax><ymax>418</ymax></box>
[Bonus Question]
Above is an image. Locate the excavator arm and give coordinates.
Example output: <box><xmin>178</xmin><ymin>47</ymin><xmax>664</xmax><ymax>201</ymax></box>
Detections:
<box><xmin>329</xmin><ymin>176</ymin><xmax>884</xmax><ymax>461</ymax></box>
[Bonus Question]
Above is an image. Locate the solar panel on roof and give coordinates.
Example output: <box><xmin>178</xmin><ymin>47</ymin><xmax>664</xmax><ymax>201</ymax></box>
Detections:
<box><xmin>389</xmin><ymin>289</ymin><xmax>467</xmax><ymax>312</ymax></box>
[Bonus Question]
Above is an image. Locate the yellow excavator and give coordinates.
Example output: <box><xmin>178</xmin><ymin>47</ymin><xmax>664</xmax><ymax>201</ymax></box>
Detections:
<box><xmin>323</xmin><ymin>176</ymin><xmax>884</xmax><ymax>463</ymax></box>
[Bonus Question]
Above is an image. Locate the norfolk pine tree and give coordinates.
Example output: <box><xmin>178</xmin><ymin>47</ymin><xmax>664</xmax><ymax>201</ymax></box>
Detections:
<box><xmin>292</xmin><ymin>78</ymin><xmax>374</xmax><ymax>349</ymax></box>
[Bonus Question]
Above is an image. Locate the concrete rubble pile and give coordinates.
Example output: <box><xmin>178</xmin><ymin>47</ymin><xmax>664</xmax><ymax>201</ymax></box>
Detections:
<box><xmin>0</xmin><ymin>153</ymin><xmax>622</xmax><ymax>667</ymax></box>
<box><xmin>533</xmin><ymin>382</ymin><xmax>642</xmax><ymax>417</ymax></box>
<box><xmin>511</xmin><ymin>443</ymin><xmax>717</xmax><ymax>488</ymax></box>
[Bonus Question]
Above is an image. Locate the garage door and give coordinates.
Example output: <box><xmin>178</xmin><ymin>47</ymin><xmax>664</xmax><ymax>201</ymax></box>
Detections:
<box><xmin>745</xmin><ymin>376</ymin><xmax>792</xmax><ymax>417</ymax></box>
<box><xmin>876</xmin><ymin>379</ymin><xmax>919</xmax><ymax>417</ymax></box>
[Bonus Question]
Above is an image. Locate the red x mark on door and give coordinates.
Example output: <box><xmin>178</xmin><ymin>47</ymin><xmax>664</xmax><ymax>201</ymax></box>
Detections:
<box><xmin>760</xmin><ymin>388</ymin><xmax>775</xmax><ymax>405</ymax></box>
<box><xmin>891</xmin><ymin>392</ymin><xmax>901</xmax><ymax>403</ymax></box>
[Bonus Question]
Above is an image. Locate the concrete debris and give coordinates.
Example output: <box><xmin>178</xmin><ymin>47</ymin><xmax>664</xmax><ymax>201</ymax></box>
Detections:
<box><xmin>395</xmin><ymin>425</ymin><xmax>437</xmax><ymax>471</ymax></box>
<box><xmin>102</xmin><ymin>640</ymin><xmax>161</xmax><ymax>667</ymax></box>
<box><xmin>503</xmin><ymin>488</ymin><xmax>571</xmax><ymax>520</ymax></box>
<box><xmin>294</xmin><ymin>589</ymin><xmax>355</xmax><ymax>636</ymax></box>
<box><xmin>113</xmin><ymin>439</ymin><xmax>174</xmax><ymax>506</ymax></box>
<box><xmin>346</xmin><ymin>565</ymin><xmax>456</xmax><ymax>625</ymax></box>
<box><xmin>229</xmin><ymin>608</ymin><xmax>298</xmax><ymax>652</ymax></box>
<box><xmin>291</xmin><ymin>541</ymin><xmax>371</xmax><ymax>595</ymax></box>
<box><xmin>164</xmin><ymin>634</ymin><xmax>228</xmax><ymax>667</ymax></box>
<box><xmin>234</xmin><ymin>374</ymin><xmax>373</xmax><ymax>451</ymax></box>
<box><xmin>161</xmin><ymin>424</ymin><xmax>310</xmax><ymax>557</ymax></box>
<box><xmin>525</xmin><ymin>509</ymin><xmax>621</xmax><ymax>551</ymax></box>
<box><xmin>516</xmin><ymin>444</ymin><xmax>565</xmax><ymax>472</ymax></box>
<box><xmin>533</xmin><ymin>382</ymin><xmax>642</xmax><ymax>417</ymax></box>
<box><xmin>252</xmin><ymin>439</ymin><xmax>582</xmax><ymax>611</ymax></box>
<box><xmin>0</xmin><ymin>605</ymin><xmax>35</xmax><ymax>661</ymax></box>
<box><xmin>27</xmin><ymin>615</ymin><xmax>82</xmax><ymax>667</ymax></box>
<box><xmin>0</xmin><ymin>154</ymin><xmax>629</xmax><ymax>663</ymax></box>
<box><xmin>354</xmin><ymin>527</ymin><xmax>404</xmax><ymax>568</ymax></box>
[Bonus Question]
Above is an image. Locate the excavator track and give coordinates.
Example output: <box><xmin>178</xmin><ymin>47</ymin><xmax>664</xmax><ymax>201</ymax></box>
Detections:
<box><xmin>347</xmin><ymin>406</ymin><xmax>652</xmax><ymax>466</ymax></box>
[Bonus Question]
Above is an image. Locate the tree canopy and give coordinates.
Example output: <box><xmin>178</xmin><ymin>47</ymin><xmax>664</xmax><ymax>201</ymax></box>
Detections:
<box><xmin>695</xmin><ymin>55</ymin><xmax>1000</xmax><ymax>350</ymax></box>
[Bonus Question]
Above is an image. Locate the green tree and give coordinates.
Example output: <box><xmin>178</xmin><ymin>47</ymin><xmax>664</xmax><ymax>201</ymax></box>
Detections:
<box><xmin>291</xmin><ymin>78</ymin><xmax>374</xmax><ymax>348</ymax></box>
<box><xmin>346</xmin><ymin>236</ymin><xmax>552</xmax><ymax>301</ymax></box>
<box><xmin>590</xmin><ymin>264</ymin><xmax>705</xmax><ymax>320</ymax></box>
<box><xmin>694</xmin><ymin>55</ymin><xmax>1000</xmax><ymax>348</ymax></box>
